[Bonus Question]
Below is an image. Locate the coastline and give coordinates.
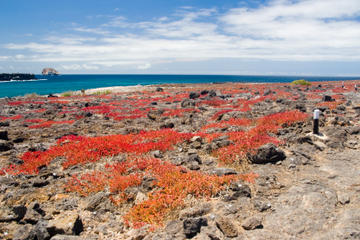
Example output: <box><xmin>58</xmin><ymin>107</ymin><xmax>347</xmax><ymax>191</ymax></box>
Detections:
<box><xmin>1</xmin><ymin>74</ymin><xmax>360</xmax><ymax>99</ymax></box>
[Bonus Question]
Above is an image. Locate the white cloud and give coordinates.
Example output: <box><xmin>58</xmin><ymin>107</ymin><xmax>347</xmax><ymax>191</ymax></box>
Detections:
<box><xmin>73</xmin><ymin>27</ymin><xmax>110</xmax><ymax>35</ymax></box>
<box><xmin>0</xmin><ymin>56</ymin><xmax>9</xmax><ymax>61</ymax></box>
<box><xmin>137</xmin><ymin>63</ymin><xmax>151</xmax><ymax>70</ymax></box>
<box><xmin>61</xmin><ymin>64</ymin><xmax>99</xmax><ymax>70</ymax></box>
<box><xmin>15</xmin><ymin>54</ymin><xmax>25</xmax><ymax>59</ymax></box>
<box><xmin>3</xmin><ymin>0</ymin><xmax>360</xmax><ymax>71</ymax></box>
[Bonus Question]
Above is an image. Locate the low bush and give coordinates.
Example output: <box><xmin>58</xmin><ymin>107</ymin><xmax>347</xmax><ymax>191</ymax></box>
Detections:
<box><xmin>291</xmin><ymin>79</ymin><xmax>311</xmax><ymax>86</ymax></box>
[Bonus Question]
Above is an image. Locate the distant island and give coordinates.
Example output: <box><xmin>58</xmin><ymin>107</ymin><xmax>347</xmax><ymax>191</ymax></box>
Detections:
<box><xmin>0</xmin><ymin>73</ymin><xmax>36</xmax><ymax>82</ymax></box>
<box><xmin>42</xmin><ymin>68</ymin><xmax>59</xmax><ymax>75</ymax></box>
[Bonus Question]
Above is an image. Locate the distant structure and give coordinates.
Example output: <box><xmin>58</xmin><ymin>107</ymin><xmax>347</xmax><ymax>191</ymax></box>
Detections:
<box><xmin>42</xmin><ymin>68</ymin><xmax>59</xmax><ymax>75</ymax></box>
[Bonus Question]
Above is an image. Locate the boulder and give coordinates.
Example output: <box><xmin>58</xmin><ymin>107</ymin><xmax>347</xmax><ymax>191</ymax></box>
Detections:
<box><xmin>228</xmin><ymin>182</ymin><xmax>251</xmax><ymax>199</ymax></box>
<box><xmin>249</xmin><ymin>144</ymin><xmax>286</xmax><ymax>164</ymax></box>
<box><xmin>215</xmin><ymin>216</ymin><xmax>238</xmax><ymax>238</ymax></box>
<box><xmin>47</xmin><ymin>211</ymin><xmax>83</xmax><ymax>236</ymax></box>
<box><xmin>181</xmin><ymin>99</ymin><xmax>195</xmax><ymax>108</ymax></box>
<box><xmin>189</xmin><ymin>92</ymin><xmax>200</xmax><ymax>99</ymax></box>
<box><xmin>200</xmin><ymin>90</ymin><xmax>209</xmax><ymax>95</ymax></box>
<box><xmin>322</xmin><ymin>95</ymin><xmax>333</xmax><ymax>102</ymax></box>
<box><xmin>242</xmin><ymin>215</ymin><xmax>263</xmax><ymax>230</ymax></box>
<box><xmin>179</xmin><ymin>203</ymin><xmax>212</xmax><ymax>220</ymax></box>
<box><xmin>183</xmin><ymin>217</ymin><xmax>208</xmax><ymax>238</ymax></box>
<box><xmin>156</xmin><ymin>87</ymin><xmax>164</xmax><ymax>92</ymax></box>
<box><xmin>83</xmin><ymin>192</ymin><xmax>108</xmax><ymax>211</ymax></box>
<box><xmin>0</xmin><ymin>130</ymin><xmax>8</xmax><ymax>140</ymax></box>
<box><xmin>13</xmin><ymin>224</ymin><xmax>35</xmax><ymax>240</ymax></box>
<box><xmin>209</xmin><ymin>168</ymin><xmax>237</xmax><ymax>176</ymax></box>
<box><xmin>0</xmin><ymin>140</ymin><xmax>13</xmax><ymax>152</ymax></box>
<box><xmin>0</xmin><ymin>205</ymin><xmax>27</xmax><ymax>222</ymax></box>
<box><xmin>208</xmin><ymin>90</ymin><xmax>217</xmax><ymax>97</ymax></box>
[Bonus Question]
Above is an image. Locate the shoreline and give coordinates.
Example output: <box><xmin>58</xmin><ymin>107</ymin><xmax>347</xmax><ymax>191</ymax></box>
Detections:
<box><xmin>1</xmin><ymin>79</ymin><xmax>359</xmax><ymax>100</ymax></box>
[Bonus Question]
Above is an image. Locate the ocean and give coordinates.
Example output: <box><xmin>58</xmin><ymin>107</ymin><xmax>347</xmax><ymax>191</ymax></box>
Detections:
<box><xmin>0</xmin><ymin>74</ymin><xmax>359</xmax><ymax>98</ymax></box>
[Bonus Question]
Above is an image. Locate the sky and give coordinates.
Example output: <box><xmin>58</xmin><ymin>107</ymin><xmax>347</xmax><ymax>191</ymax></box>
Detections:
<box><xmin>1</xmin><ymin>0</ymin><xmax>360</xmax><ymax>76</ymax></box>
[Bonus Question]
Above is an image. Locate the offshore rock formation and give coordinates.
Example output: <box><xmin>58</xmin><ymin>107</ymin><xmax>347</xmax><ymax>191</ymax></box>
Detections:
<box><xmin>0</xmin><ymin>73</ymin><xmax>36</xmax><ymax>81</ymax></box>
<box><xmin>42</xmin><ymin>68</ymin><xmax>59</xmax><ymax>75</ymax></box>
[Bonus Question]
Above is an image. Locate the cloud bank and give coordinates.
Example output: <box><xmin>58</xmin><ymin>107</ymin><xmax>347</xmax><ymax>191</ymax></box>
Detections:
<box><xmin>3</xmin><ymin>0</ymin><xmax>360</xmax><ymax>72</ymax></box>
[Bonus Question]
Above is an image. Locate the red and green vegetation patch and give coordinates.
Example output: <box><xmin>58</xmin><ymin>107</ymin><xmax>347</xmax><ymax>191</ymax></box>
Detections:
<box><xmin>65</xmin><ymin>157</ymin><xmax>256</xmax><ymax>228</ymax></box>
<box><xmin>317</xmin><ymin>101</ymin><xmax>344</xmax><ymax>110</ymax></box>
<box><xmin>0</xmin><ymin>115</ymin><xmax>23</xmax><ymax>121</ymax></box>
<box><xmin>7</xmin><ymin>100</ymin><xmax>45</xmax><ymax>106</ymax></box>
<box><xmin>1</xmin><ymin>129</ymin><xmax>193</xmax><ymax>175</ymax></box>
<box><xmin>203</xmin><ymin>110</ymin><xmax>308</xmax><ymax>164</ymax></box>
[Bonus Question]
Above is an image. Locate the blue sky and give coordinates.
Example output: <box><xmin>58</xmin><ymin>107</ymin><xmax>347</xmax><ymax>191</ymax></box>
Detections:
<box><xmin>1</xmin><ymin>0</ymin><xmax>360</xmax><ymax>75</ymax></box>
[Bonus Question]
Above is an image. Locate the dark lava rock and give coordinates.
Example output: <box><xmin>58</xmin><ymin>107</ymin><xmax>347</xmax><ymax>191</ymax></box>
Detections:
<box><xmin>13</xmin><ymin>137</ymin><xmax>25</xmax><ymax>143</ymax></box>
<box><xmin>208</xmin><ymin>90</ymin><xmax>217</xmax><ymax>97</ymax></box>
<box><xmin>147</xmin><ymin>109</ymin><xmax>164</xmax><ymax>121</ymax></box>
<box><xmin>0</xmin><ymin>205</ymin><xmax>27</xmax><ymax>222</ymax></box>
<box><xmin>156</xmin><ymin>87</ymin><xmax>164</xmax><ymax>92</ymax></box>
<box><xmin>23</xmin><ymin>202</ymin><xmax>45</xmax><ymax>224</ymax></box>
<box><xmin>183</xmin><ymin>217</ymin><xmax>208</xmax><ymax>238</ymax></box>
<box><xmin>200</xmin><ymin>90</ymin><xmax>209</xmax><ymax>95</ymax></box>
<box><xmin>0</xmin><ymin>130</ymin><xmax>8</xmax><ymax>140</ymax></box>
<box><xmin>229</xmin><ymin>182</ymin><xmax>251</xmax><ymax>198</ymax></box>
<box><xmin>13</xmin><ymin>206</ymin><xmax>27</xmax><ymax>222</ymax></box>
<box><xmin>322</xmin><ymin>95</ymin><xmax>334</xmax><ymax>102</ymax></box>
<box><xmin>189</xmin><ymin>92</ymin><xmax>200</xmax><ymax>99</ymax></box>
<box><xmin>181</xmin><ymin>99</ymin><xmax>195</xmax><ymax>108</ymax></box>
<box><xmin>160</xmin><ymin>122</ymin><xmax>174</xmax><ymax>129</ymax></box>
<box><xmin>0</xmin><ymin>140</ymin><xmax>13</xmax><ymax>152</ymax></box>
<box><xmin>249</xmin><ymin>143</ymin><xmax>286</xmax><ymax>164</ymax></box>
<box><xmin>0</xmin><ymin>121</ymin><xmax>10</xmax><ymax>127</ymax></box>
<box><xmin>295</xmin><ymin>103</ymin><xmax>306</xmax><ymax>112</ymax></box>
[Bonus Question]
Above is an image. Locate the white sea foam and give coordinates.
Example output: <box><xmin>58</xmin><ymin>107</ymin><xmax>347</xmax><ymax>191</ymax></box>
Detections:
<box><xmin>0</xmin><ymin>79</ymin><xmax>48</xmax><ymax>83</ymax></box>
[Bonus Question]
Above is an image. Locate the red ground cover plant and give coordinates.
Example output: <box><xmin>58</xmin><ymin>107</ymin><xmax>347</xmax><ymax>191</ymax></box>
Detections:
<box><xmin>24</xmin><ymin>119</ymin><xmax>45</xmax><ymax>123</ymax></box>
<box><xmin>317</xmin><ymin>101</ymin><xmax>344</xmax><ymax>110</ymax></box>
<box><xmin>210</xmin><ymin>110</ymin><xmax>308</xmax><ymax>164</ymax></box>
<box><xmin>29</xmin><ymin>120</ymin><xmax>75</xmax><ymax>129</ymax></box>
<box><xmin>2</xmin><ymin>129</ymin><xmax>193</xmax><ymax>175</ymax></box>
<box><xmin>65</xmin><ymin>157</ymin><xmax>255</xmax><ymax>228</ymax></box>
<box><xmin>7</xmin><ymin>100</ymin><xmax>45</xmax><ymax>106</ymax></box>
<box><xmin>0</xmin><ymin>115</ymin><xmax>23</xmax><ymax>121</ymax></box>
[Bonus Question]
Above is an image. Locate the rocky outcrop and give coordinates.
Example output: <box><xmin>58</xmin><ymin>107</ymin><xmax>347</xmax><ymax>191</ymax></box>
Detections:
<box><xmin>0</xmin><ymin>73</ymin><xmax>36</xmax><ymax>81</ymax></box>
<box><xmin>42</xmin><ymin>68</ymin><xmax>59</xmax><ymax>75</ymax></box>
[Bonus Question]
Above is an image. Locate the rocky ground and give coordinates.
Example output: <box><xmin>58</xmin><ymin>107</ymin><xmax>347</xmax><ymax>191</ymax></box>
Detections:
<box><xmin>0</xmin><ymin>81</ymin><xmax>359</xmax><ymax>240</ymax></box>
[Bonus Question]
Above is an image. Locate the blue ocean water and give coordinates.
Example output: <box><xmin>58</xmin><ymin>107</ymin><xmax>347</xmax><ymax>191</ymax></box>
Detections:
<box><xmin>0</xmin><ymin>74</ymin><xmax>359</xmax><ymax>98</ymax></box>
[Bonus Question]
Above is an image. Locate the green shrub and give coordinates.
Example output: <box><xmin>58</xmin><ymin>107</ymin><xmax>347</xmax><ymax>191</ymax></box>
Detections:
<box><xmin>291</xmin><ymin>79</ymin><xmax>311</xmax><ymax>86</ymax></box>
<box><xmin>61</xmin><ymin>91</ymin><xmax>74</xmax><ymax>97</ymax></box>
<box><xmin>92</xmin><ymin>90</ymin><xmax>112</xmax><ymax>96</ymax></box>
